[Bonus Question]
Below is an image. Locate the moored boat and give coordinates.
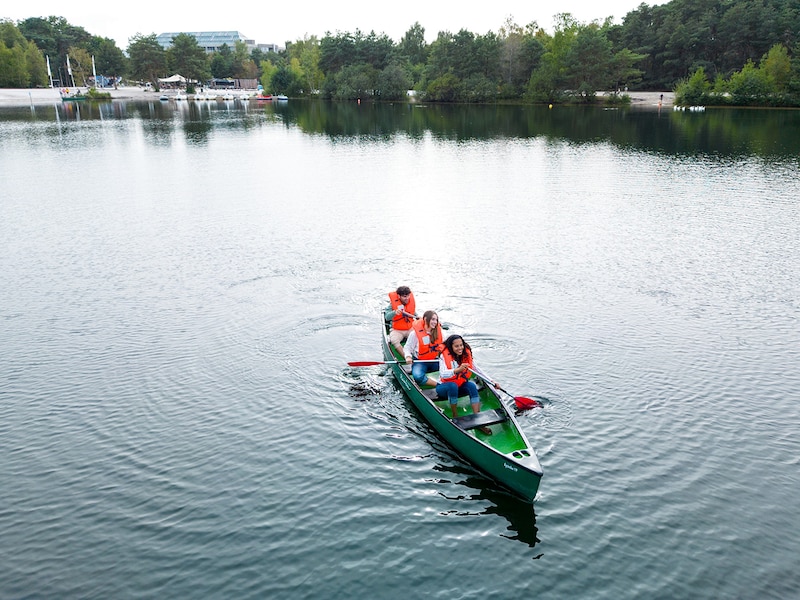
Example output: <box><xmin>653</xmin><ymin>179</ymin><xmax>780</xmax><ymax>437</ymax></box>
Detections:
<box><xmin>379</xmin><ymin>318</ymin><xmax>543</xmax><ymax>501</ymax></box>
<box><xmin>60</xmin><ymin>88</ymin><xmax>86</xmax><ymax>101</ymax></box>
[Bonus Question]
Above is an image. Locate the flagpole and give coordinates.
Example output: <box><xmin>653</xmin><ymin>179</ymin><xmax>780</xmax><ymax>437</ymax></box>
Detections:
<box><xmin>66</xmin><ymin>54</ymin><xmax>75</xmax><ymax>88</ymax></box>
<box><xmin>92</xmin><ymin>55</ymin><xmax>97</xmax><ymax>89</ymax></box>
<box><xmin>46</xmin><ymin>55</ymin><xmax>53</xmax><ymax>88</ymax></box>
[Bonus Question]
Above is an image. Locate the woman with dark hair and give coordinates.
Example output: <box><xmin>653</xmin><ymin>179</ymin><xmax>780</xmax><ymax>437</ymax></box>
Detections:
<box><xmin>436</xmin><ymin>334</ymin><xmax>498</xmax><ymax>421</ymax></box>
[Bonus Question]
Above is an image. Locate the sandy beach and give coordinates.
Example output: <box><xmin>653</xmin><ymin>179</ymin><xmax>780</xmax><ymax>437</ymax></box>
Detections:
<box><xmin>0</xmin><ymin>87</ymin><xmax>155</xmax><ymax>106</ymax></box>
<box><xmin>0</xmin><ymin>87</ymin><xmax>674</xmax><ymax>107</ymax></box>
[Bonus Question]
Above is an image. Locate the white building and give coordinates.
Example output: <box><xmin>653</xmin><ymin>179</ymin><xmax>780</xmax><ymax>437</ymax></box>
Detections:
<box><xmin>155</xmin><ymin>31</ymin><xmax>282</xmax><ymax>54</ymax></box>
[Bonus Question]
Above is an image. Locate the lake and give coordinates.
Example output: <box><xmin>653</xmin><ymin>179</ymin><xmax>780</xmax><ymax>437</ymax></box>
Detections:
<box><xmin>1</xmin><ymin>98</ymin><xmax>799</xmax><ymax>598</ymax></box>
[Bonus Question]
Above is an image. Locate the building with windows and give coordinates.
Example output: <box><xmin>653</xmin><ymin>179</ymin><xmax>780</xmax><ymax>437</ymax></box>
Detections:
<box><xmin>155</xmin><ymin>31</ymin><xmax>282</xmax><ymax>54</ymax></box>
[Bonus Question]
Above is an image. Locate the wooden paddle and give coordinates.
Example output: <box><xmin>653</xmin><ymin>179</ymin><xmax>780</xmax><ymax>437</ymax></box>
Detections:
<box><xmin>468</xmin><ymin>368</ymin><xmax>541</xmax><ymax>410</ymax></box>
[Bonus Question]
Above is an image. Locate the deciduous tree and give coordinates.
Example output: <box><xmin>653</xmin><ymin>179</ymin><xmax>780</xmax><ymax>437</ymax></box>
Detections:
<box><xmin>167</xmin><ymin>33</ymin><xmax>210</xmax><ymax>86</ymax></box>
<box><xmin>127</xmin><ymin>33</ymin><xmax>166</xmax><ymax>88</ymax></box>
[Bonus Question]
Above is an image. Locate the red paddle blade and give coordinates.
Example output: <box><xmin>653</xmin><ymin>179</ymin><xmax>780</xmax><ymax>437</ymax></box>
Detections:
<box><xmin>514</xmin><ymin>396</ymin><xmax>541</xmax><ymax>410</ymax></box>
<box><xmin>347</xmin><ymin>361</ymin><xmax>386</xmax><ymax>367</ymax></box>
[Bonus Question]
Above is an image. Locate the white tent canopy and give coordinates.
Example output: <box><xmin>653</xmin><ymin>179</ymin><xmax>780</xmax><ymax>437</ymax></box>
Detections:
<box><xmin>158</xmin><ymin>74</ymin><xmax>186</xmax><ymax>83</ymax></box>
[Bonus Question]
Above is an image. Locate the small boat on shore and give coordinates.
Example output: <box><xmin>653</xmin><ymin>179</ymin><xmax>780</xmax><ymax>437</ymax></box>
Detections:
<box><xmin>376</xmin><ymin>318</ymin><xmax>543</xmax><ymax>501</ymax></box>
<box><xmin>60</xmin><ymin>88</ymin><xmax>86</xmax><ymax>101</ymax></box>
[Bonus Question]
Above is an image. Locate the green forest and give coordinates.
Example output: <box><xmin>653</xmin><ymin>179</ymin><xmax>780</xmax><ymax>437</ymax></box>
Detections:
<box><xmin>2</xmin><ymin>0</ymin><xmax>800</xmax><ymax>106</ymax></box>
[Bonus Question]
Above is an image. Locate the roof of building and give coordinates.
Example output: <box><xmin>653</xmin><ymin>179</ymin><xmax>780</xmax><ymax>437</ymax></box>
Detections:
<box><xmin>155</xmin><ymin>31</ymin><xmax>254</xmax><ymax>49</ymax></box>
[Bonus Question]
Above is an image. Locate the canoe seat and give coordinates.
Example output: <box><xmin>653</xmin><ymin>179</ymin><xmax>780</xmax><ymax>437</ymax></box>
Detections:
<box><xmin>421</xmin><ymin>388</ymin><xmax>439</xmax><ymax>400</ymax></box>
<box><xmin>453</xmin><ymin>408</ymin><xmax>507</xmax><ymax>430</ymax></box>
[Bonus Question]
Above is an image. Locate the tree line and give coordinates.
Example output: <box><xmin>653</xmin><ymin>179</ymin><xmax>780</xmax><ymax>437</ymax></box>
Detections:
<box><xmin>2</xmin><ymin>0</ymin><xmax>800</xmax><ymax>105</ymax></box>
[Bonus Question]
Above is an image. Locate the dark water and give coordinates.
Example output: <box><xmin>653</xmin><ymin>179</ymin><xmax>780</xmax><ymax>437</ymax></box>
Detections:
<box><xmin>1</xmin><ymin>99</ymin><xmax>799</xmax><ymax>598</ymax></box>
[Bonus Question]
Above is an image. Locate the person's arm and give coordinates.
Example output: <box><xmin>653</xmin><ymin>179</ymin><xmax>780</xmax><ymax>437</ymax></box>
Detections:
<box><xmin>403</xmin><ymin>333</ymin><xmax>418</xmax><ymax>361</ymax></box>
<box><xmin>439</xmin><ymin>355</ymin><xmax>456</xmax><ymax>379</ymax></box>
<box><xmin>384</xmin><ymin>304</ymin><xmax>396</xmax><ymax>323</ymax></box>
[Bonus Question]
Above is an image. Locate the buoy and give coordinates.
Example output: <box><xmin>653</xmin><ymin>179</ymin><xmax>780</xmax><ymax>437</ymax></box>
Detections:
<box><xmin>549</xmin><ymin>104</ymin><xmax>553</xmax><ymax>109</ymax></box>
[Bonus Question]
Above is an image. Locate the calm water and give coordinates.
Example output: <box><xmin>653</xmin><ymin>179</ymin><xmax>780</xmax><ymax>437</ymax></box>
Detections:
<box><xmin>1</xmin><ymin>99</ymin><xmax>799</xmax><ymax>599</ymax></box>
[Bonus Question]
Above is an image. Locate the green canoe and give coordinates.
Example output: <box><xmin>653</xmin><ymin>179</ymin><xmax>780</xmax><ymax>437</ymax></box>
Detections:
<box><xmin>381</xmin><ymin>319</ymin><xmax>543</xmax><ymax>502</ymax></box>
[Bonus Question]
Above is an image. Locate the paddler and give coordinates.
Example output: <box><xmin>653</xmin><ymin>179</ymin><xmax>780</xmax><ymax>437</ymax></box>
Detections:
<box><xmin>385</xmin><ymin>285</ymin><xmax>416</xmax><ymax>355</ymax></box>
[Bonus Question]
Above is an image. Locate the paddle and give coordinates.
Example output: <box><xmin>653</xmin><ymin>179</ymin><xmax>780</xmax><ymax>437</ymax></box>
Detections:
<box><xmin>348</xmin><ymin>360</ymin><xmax>438</xmax><ymax>367</ymax></box>
<box><xmin>468</xmin><ymin>368</ymin><xmax>541</xmax><ymax>410</ymax></box>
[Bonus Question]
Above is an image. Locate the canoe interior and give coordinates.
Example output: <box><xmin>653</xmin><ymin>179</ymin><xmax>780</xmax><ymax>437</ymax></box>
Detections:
<box><xmin>386</xmin><ymin>336</ymin><xmax>530</xmax><ymax>455</ymax></box>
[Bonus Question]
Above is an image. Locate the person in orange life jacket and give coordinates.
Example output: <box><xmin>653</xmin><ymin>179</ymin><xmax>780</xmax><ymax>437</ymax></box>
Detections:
<box><xmin>436</xmin><ymin>334</ymin><xmax>499</xmax><ymax>419</ymax></box>
<box><xmin>403</xmin><ymin>310</ymin><xmax>444</xmax><ymax>387</ymax></box>
<box><xmin>384</xmin><ymin>286</ymin><xmax>416</xmax><ymax>355</ymax></box>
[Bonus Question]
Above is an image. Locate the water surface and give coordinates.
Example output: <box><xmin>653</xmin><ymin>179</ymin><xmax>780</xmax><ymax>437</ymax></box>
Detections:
<box><xmin>1</xmin><ymin>99</ymin><xmax>799</xmax><ymax>598</ymax></box>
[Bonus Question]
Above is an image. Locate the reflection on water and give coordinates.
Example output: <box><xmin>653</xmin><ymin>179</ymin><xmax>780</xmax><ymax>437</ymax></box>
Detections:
<box><xmin>4</xmin><ymin>99</ymin><xmax>800</xmax><ymax>158</ymax></box>
<box><xmin>2</xmin><ymin>94</ymin><xmax>799</xmax><ymax>598</ymax></box>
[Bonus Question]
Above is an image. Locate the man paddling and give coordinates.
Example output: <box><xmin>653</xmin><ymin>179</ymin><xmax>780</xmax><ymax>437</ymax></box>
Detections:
<box><xmin>385</xmin><ymin>286</ymin><xmax>416</xmax><ymax>355</ymax></box>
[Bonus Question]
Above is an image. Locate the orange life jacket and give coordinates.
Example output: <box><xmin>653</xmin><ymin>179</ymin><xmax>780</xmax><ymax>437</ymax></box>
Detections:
<box><xmin>410</xmin><ymin>319</ymin><xmax>444</xmax><ymax>360</ymax></box>
<box><xmin>388</xmin><ymin>291</ymin><xmax>416</xmax><ymax>331</ymax></box>
<box><xmin>440</xmin><ymin>347</ymin><xmax>474</xmax><ymax>387</ymax></box>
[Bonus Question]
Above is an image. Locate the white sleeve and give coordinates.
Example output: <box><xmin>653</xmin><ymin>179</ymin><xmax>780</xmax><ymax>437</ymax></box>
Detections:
<box><xmin>403</xmin><ymin>333</ymin><xmax>418</xmax><ymax>359</ymax></box>
<box><xmin>439</xmin><ymin>355</ymin><xmax>456</xmax><ymax>379</ymax></box>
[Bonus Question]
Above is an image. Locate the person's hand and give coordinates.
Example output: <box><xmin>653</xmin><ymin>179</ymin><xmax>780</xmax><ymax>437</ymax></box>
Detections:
<box><xmin>405</xmin><ymin>356</ymin><xmax>412</xmax><ymax>364</ymax></box>
<box><xmin>395</xmin><ymin>307</ymin><xmax>403</xmax><ymax>315</ymax></box>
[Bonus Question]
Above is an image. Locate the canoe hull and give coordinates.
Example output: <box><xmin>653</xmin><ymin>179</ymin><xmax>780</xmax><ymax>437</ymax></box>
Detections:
<box><xmin>381</xmin><ymin>321</ymin><xmax>542</xmax><ymax>501</ymax></box>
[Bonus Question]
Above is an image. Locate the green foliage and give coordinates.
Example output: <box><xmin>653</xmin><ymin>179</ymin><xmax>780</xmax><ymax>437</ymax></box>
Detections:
<box><xmin>0</xmin><ymin>20</ymin><xmax>47</xmax><ymax>87</ymax></box>
<box><xmin>86</xmin><ymin>36</ymin><xmax>127</xmax><ymax>78</ymax></box>
<box><xmin>319</xmin><ymin>30</ymin><xmax>394</xmax><ymax>75</ymax></box>
<box><xmin>399</xmin><ymin>23</ymin><xmax>428</xmax><ymax>66</ymax></box>
<box><xmin>377</xmin><ymin>63</ymin><xmax>411</xmax><ymax>100</ymax></box>
<box><xmin>425</xmin><ymin>72</ymin><xmax>460</xmax><ymax>102</ymax></box>
<box><xmin>674</xmin><ymin>67</ymin><xmax>712</xmax><ymax>105</ymax></box>
<box><xmin>270</xmin><ymin>64</ymin><xmax>300</xmax><ymax>95</ymax></box>
<box><xmin>286</xmin><ymin>36</ymin><xmax>323</xmax><ymax>94</ymax></box>
<box><xmin>127</xmin><ymin>34</ymin><xmax>166</xmax><ymax>88</ymax></box>
<box><xmin>727</xmin><ymin>60</ymin><xmax>772</xmax><ymax>105</ymax></box>
<box><xmin>260</xmin><ymin>59</ymin><xmax>278</xmax><ymax>92</ymax></box>
<box><xmin>211</xmin><ymin>44</ymin><xmax>234</xmax><ymax>78</ymax></box>
<box><xmin>564</xmin><ymin>25</ymin><xmax>613</xmax><ymax>100</ymax></box>
<box><xmin>675</xmin><ymin>44</ymin><xmax>800</xmax><ymax>107</ymax></box>
<box><xmin>9</xmin><ymin>2</ymin><xmax>800</xmax><ymax>106</ymax></box>
<box><xmin>497</xmin><ymin>19</ymin><xmax>545</xmax><ymax>97</ymax></box>
<box><xmin>85</xmin><ymin>87</ymin><xmax>111</xmax><ymax>99</ymax></box>
<box><xmin>67</xmin><ymin>47</ymin><xmax>91</xmax><ymax>86</ymax></box>
<box><xmin>18</xmin><ymin>16</ymin><xmax>90</xmax><ymax>86</ymax></box>
<box><xmin>330</xmin><ymin>63</ymin><xmax>378</xmax><ymax>100</ymax></box>
<box><xmin>167</xmin><ymin>33</ymin><xmax>210</xmax><ymax>84</ymax></box>
<box><xmin>610</xmin><ymin>48</ymin><xmax>647</xmax><ymax>90</ymax></box>
<box><xmin>614</xmin><ymin>0</ymin><xmax>800</xmax><ymax>88</ymax></box>
<box><xmin>760</xmin><ymin>44</ymin><xmax>791</xmax><ymax>93</ymax></box>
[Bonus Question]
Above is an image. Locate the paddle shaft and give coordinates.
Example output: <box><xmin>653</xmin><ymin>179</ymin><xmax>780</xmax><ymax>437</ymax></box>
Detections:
<box><xmin>348</xmin><ymin>359</ymin><xmax>438</xmax><ymax>367</ymax></box>
<box><xmin>468</xmin><ymin>368</ymin><xmax>540</xmax><ymax>410</ymax></box>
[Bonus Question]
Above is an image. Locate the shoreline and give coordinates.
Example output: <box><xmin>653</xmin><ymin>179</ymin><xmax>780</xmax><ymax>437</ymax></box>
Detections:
<box><xmin>0</xmin><ymin>87</ymin><xmax>675</xmax><ymax>108</ymax></box>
